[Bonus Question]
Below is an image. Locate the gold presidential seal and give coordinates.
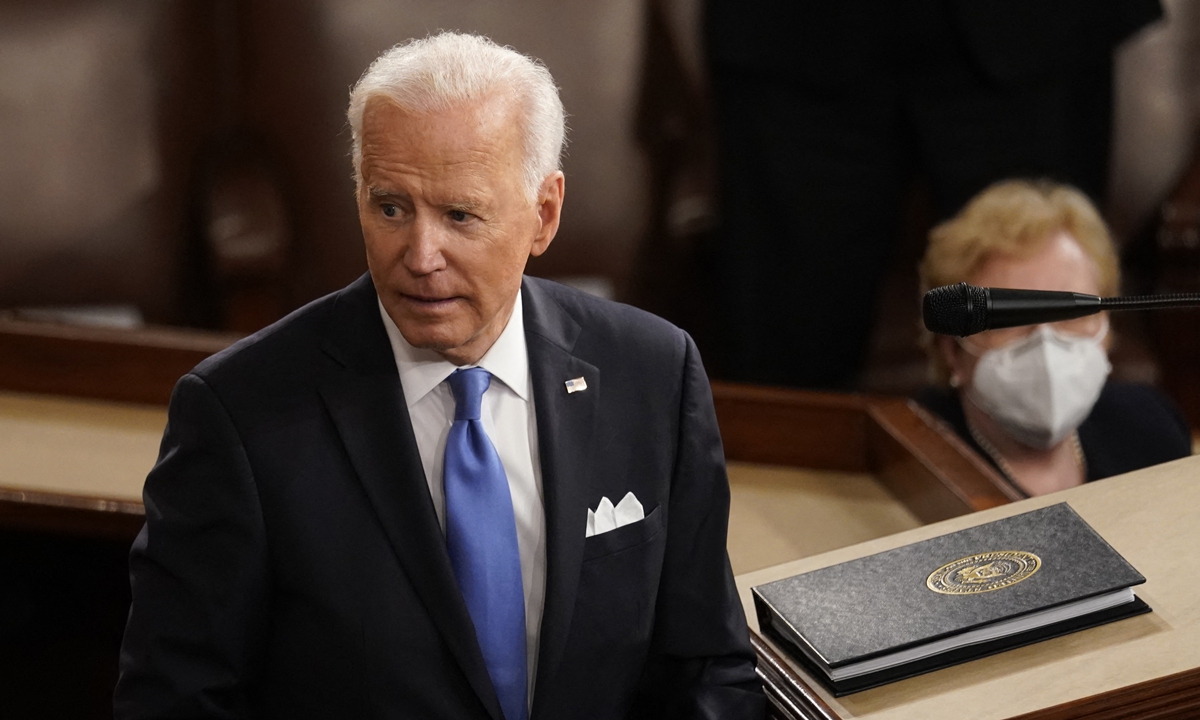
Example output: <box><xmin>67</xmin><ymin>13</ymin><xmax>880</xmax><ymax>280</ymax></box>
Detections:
<box><xmin>926</xmin><ymin>551</ymin><xmax>1041</xmax><ymax>595</ymax></box>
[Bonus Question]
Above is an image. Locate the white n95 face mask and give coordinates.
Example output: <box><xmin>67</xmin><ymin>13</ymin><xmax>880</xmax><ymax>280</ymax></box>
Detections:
<box><xmin>965</xmin><ymin>324</ymin><xmax>1111</xmax><ymax>450</ymax></box>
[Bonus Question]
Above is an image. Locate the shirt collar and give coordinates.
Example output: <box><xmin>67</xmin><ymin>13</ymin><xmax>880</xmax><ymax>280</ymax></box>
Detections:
<box><xmin>378</xmin><ymin>291</ymin><xmax>531</xmax><ymax>407</ymax></box>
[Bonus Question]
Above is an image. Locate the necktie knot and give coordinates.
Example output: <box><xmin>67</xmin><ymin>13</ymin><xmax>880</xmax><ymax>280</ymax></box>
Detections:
<box><xmin>447</xmin><ymin>367</ymin><xmax>491</xmax><ymax>421</ymax></box>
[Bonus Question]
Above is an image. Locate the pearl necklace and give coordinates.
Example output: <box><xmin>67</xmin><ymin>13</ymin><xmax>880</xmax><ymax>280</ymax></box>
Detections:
<box><xmin>965</xmin><ymin>419</ymin><xmax>1087</xmax><ymax>498</ymax></box>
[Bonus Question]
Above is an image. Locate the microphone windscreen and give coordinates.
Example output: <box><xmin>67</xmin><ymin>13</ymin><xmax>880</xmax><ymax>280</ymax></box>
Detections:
<box><xmin>923</xmin><ymin>283</ymin><xmax>988</xmax><ymax>336</ymax></box>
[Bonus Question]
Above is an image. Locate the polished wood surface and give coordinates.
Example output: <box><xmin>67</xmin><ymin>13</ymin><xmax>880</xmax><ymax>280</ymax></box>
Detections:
<box><xmin>0</xmin><ymin>327</ymin><xmax>1017</xmax><ymax>540</ymax></box>
<box><xmin>712</xmin><ymin>382</ymin><xmax>1014</xmax><ymax>524</ymax></box>
<box><xmin>1010</xmin><ymin>666</ymin><xmax>1200</xmax><ymax>720</ymax></box>
<box><xmin>867</xmin><ymin>399</ymin><xmax>1021</xmax><ymax>519</ymax></box>
<box><xmin>726</xmin><ymin>463</ymin><xmax>921</xmax><ymax>576</ymax></box>
<box><xmin>0</xmin><ymin>392</ymin><xmax>161</xmax><ymax>539</ymax></box>
<box><xmin>712</xmin><ymin>382</ymin><xmax>870</xmax><ymax>471</ymax></box>
<box><xmin>0</xmin><ymin>388</ymin><xmax>930</xmax><ymax>568</ymax></box>
<box><xmin>737</xmin><ymin>455</ymin><xmax>1200</xmax><ymax>720</ymax></box>
<box><xmin>0</xmin><ymin>318</ymin><xmax>237</xmax><ymax>406</ymax></box>
<box><xmin>0</xmin><ymin>392</ymin><xmax>164</xmax><ymax>502</ymax></box>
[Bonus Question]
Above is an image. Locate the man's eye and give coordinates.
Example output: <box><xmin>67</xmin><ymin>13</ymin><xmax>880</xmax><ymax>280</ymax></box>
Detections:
<box><xmin>448</xmin><ymin>210</ymin><xmax>470</xmax><ymax>223</ymax></box>
<box><xmin>382</xmin><ymin>204</ymin><xmax>398</xmax><ymax>218</ymax></box>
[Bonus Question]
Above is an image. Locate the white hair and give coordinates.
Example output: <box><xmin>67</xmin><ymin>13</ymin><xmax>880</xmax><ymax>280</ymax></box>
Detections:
<box><xmin>347</xmin><ymin>32</ymin><xmax>566</xmax><ymax>200</ymax></box>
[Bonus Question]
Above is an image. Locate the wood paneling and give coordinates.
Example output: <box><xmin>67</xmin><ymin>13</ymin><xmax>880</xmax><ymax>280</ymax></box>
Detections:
<box><xmin>867</xmin><ymin>399</ymin><xmax>1018</xmax><ymax>523</ymax></box>
<box><xmin>711</xmin><ymin>382</ymin><xmax>1015</xmax><ymax>522</ymax></box>
<box><xmin>0</xmin><ymin>319</ymin><xmax>238</xmax><ymax>406</ymax></box>
<box><xmin>0</xmin><ymin>0</ymin><xmax>226</xmax><ymax>324</ymax></box>
<box><xmin>0</xmin><ymin>348</ymin><xmax>1014</xmax><ymax>539</ymax></box>
<box><xmin>0</xmin><ymin>488</ymin><xmax>143</xmax><ymax>542</ymax></box>
<box><xmin>712</xmin><ymin>382</ymin><xmax>870</xmax><ymax>471</ymax></box>
<box><xmin>1010</xmin><ymin>666</ymin><xmax>1200</xmax><ymax>720</ymax></box>
<box><xmin>1149</xmin><ymin>145</ymin><xmax>1200</xmax><ymax>428</ymax></box>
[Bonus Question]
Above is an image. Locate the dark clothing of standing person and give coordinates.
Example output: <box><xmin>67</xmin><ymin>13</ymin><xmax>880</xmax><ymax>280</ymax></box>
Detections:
<box><xmin>704</xmin><ymin>0</ymin><xmax>1162</xmax><ymax>389</ymax></box>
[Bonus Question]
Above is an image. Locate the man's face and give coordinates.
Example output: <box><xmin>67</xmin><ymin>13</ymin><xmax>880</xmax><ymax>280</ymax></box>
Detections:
<box><xmin>357</xmin><ymin>96</ymin><xmax>564</xmax><ymax>365</ymax></box>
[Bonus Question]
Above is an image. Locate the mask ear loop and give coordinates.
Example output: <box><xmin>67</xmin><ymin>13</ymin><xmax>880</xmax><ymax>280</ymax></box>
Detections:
<box><xmin>954</xmin><ymin>335</ymin><xmax>985</xmax><ymax>357</ymax></box>
<box><xmin>949</xmin><ymin>335</ymin><xmax>985</xmax><ymax>388</ymax></box>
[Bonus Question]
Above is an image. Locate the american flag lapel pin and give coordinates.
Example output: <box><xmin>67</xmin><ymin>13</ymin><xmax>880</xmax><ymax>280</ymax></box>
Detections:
<box><xmin>565</xmin><ymin>377</ymin><xmax>587</xmax><ymax>394</ymax></box>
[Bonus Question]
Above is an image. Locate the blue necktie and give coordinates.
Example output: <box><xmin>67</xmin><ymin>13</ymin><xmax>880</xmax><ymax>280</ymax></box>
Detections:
<box><xmin>444</xmin><ymin>368</ymin><xmax>528</xmax><ymax>720</ymax></box>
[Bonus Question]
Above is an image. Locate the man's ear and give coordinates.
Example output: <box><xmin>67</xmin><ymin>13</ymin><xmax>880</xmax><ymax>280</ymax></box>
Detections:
<box><xmin>530</xmin><ymin>171</ymin><xmax>565</xmax><ymax>258</ymax></box>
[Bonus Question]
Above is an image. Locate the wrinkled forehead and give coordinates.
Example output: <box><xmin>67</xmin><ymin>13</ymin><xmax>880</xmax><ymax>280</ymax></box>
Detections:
<box><xmin>358</xmin><ymin>94</ymin><xmax>526</xmax><ymax>189</ymax></box>
<box><xmin>364</xmin><ymin>92</ymin><xmax>521</xmax><ymax>152</ymax></box>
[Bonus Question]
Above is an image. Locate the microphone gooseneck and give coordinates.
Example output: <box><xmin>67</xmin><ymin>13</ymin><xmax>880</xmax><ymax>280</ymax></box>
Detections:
<box><xmin>1099</xmin><ymin>293</ymin><xmax>1200</xmax><ymax>311</ymax></box>
<box><xmin>922</xmin><ymin>283</ymin><xmax>1200</xmax><ymax>337</ymax></box>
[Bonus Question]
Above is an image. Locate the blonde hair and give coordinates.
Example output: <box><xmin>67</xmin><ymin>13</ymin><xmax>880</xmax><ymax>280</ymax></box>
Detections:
<box><xmin>347</xmin><ymin>32</ymin><xmax>566</xmax><ymax>200</ymax></box>
<box><xmin>919</xmin><ymin>179</ymin><xmax>1120</xmax><ymax>383</ymax></box>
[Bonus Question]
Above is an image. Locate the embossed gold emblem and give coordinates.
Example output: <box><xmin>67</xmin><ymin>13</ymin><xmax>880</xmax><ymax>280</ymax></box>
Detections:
<box><xmin>927</xmin><ymin>551</ymin><xmax>1041</xmax><ymax>595</ymax></box>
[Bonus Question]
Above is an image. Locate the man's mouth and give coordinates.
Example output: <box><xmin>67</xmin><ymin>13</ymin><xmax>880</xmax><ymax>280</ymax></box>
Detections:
<box><xmin>399</xmin><ymin>292</ymin><xmax>460</xmax><ymax>310</ymax></box>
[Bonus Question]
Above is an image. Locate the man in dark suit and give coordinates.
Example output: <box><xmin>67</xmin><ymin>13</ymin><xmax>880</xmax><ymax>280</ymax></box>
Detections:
<box><xmin>114</xmin><ymin>32</ymin><xmax>764</xmax><ymax>720</ymax></box>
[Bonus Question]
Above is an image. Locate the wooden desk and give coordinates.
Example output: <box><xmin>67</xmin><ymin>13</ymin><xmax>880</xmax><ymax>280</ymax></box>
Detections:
<box><xmin>727</xmin><ymin>463</ymin><xmax>922</xmax><ymax>575</ymax></box>
<box><xmin>0</xmin><ymin>317</ymin><xmax>1017</xmax><ymax>543</ymax></box>
<box><xmin>0</xmin><ymin>392</ymin><xmax>162</xmax><ymax>502</ymax></box>
<box><xmin>0</xmin><ymin>389</ymin><xmax>925</xmax><ymax>574</ymax></box>
<box><xmin>0</xmin><ymin>391</ymin><xmax>161</xmax><ymax>538</ymax></box>
<box><xmin>737</xmin><ymin>455</ymin><xmax>1200</xmax><ymax>720</ymax></box>
<box><xmin>0</xmin><ymin>317</ymin><xmax>1021</xmax><ymax>720</ymax></box>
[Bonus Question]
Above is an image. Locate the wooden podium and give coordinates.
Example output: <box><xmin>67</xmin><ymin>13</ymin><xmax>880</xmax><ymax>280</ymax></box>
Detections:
<box><xmin>737</xmin><ymin>455</ymin><xmax>1200</xmax><ymax>720</ymax></box>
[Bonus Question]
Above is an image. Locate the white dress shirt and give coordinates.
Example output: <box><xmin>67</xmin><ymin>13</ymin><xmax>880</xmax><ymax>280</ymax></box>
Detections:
<box><xmin>378</xmin><ymin>293</ymin><xmax>546</xmax><ymax>704</ymax></box>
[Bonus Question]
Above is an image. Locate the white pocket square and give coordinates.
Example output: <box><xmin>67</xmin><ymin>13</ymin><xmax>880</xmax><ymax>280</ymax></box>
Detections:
<box><xmin>585</xmin><ymin>491</ymin><xmax>644</xmax><ymax>537</ymax></box>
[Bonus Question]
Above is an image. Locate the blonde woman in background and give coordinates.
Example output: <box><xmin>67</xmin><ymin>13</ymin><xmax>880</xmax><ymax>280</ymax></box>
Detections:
<box><xmin>917</xmin><ymin>180</ymin><xmax>1191</xmax><ymax>497</ymax></box>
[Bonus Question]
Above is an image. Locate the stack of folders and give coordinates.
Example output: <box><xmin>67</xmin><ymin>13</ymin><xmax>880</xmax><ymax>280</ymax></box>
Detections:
<box><xmin>752</xmin><ymin>503</ymin><xmax>1150</xmax><ymax>696</ymax></box>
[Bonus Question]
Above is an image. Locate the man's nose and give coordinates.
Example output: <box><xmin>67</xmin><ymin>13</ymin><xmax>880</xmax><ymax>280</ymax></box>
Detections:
<box><xmin>403</xmin><ymin>215</ymin><xmax>448</xmax><ymax>275</ymax></box>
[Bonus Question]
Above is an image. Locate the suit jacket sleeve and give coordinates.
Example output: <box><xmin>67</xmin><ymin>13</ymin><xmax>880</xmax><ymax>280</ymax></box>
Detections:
<box><xmin>115</xmin><ymin>373</ymin><xmax>270</xmax><ymax>719</ymax></box>
<box><xmin>634</xmin><ymin>334</ymin><xmax>766</xmax><ymax>719</ymax></box>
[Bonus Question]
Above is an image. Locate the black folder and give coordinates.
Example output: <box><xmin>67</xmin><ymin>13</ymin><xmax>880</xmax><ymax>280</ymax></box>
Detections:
<box><xmin>752</xmin><ymin>503</ymin><xmax>1151</xmax><ymax>695</ymax></box>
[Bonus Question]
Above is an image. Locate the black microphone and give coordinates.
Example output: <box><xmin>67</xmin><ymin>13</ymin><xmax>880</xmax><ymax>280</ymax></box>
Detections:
<box><xmin>923</xmin><ymin>282</ymin><xmax>1200</xmax><ymax>336</ymax></box>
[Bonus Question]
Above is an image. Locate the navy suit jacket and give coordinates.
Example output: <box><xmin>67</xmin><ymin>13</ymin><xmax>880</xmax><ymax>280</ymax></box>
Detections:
<box><xmin>115</xmin><ymin>274</ymin><xmax>764</xmax><ymax>719</ymax></box>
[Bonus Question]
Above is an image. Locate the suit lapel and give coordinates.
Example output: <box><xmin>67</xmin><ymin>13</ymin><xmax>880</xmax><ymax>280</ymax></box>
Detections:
<box><xmin>522</xmin><ymin>279</ymin><xmax>599</xmax><ymax>720</ymax></box>
<box><xmin>317</xmin><ymin>275</ymin><xmax>504</xmax><ymax>720</ymax></box>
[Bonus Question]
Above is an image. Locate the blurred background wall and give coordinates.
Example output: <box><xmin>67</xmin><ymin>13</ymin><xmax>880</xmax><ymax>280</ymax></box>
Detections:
<box><xmin>2</xmin><ymin>0</ymin><xmax>1199</xmax><ymax>400</ymax></box>
<box><xmin>1</xmin><ymin>0</ymin><xmax>653</xmax><ymax>329</ymax></box>
<box><xmin>1110</xmin><ymin>0</ymin><xmax>1200</xmax><ymax>241</ymax></box>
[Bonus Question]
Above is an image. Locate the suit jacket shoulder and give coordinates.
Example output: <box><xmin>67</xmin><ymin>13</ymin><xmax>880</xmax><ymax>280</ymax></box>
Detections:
<box><xmin>522</xmin><ymin>276</ymin><xmax>688</xmax><ymax>361</ymax></box>
<box><xmin>196</xmin><ymin>277</ymin><xmax>360</xmax><ymax>380</ymax></box>
<box><xmin>187</xmin><ymin>274</ymin><xmax>393</xmax><ymax>411</ymax></box>
<box><xmin>521</xmin><ymin>276</ymin><xmax>694</xmax><ymax>411</ymax></box>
